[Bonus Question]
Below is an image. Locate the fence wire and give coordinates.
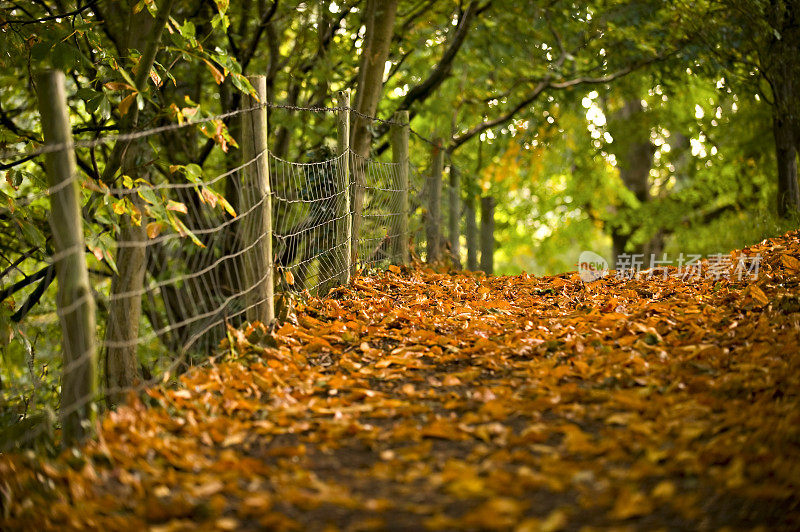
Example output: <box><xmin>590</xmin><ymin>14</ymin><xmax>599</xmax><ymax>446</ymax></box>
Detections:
<box><xmin>271</xmin><ymin>149</ymin><xmax>350</xmax><ymax>294</ymax></box>
<box><xmin>353</xmin><ymin>152</ymin><xmax>407</xmax><ymax>269</ymax></box>
<box><xmin>0</xmin><ymin>102</ymin><xmax>421</xmax><ymax>450</ymax></box>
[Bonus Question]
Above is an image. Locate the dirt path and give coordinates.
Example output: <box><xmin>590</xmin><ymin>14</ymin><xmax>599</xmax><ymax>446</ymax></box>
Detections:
<box><xmin>3</xmin><ymin>233</ymin><xmax>800</xmax><ymax>531</ymax></box>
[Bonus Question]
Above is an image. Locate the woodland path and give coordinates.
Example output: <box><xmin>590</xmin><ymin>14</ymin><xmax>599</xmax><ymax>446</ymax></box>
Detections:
<box><xmin>3</xmin><ymin>233</ymin><xmax>800</xmax><ymax>531</ymax></box>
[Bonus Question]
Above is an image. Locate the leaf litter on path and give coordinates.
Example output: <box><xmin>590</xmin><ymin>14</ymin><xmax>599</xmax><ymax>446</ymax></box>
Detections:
<box><xmin>3</xmin><ymin>232</ymin><xmax>800</xmax><ymax>530</ymax></box>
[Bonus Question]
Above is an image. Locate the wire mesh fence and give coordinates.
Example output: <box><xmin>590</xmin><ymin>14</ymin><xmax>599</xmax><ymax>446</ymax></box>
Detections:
<box><xmin>0</xmin><ymin>76</ymin><xmax>434</xmax><ymax>449</ymax></box>
<box><xmin>355</xmin><ymin>152</ymin><xmax>408</xmax><ymax>270</ymax></box>
<box><xmin>271</xmin><ymin>150</ymin><xmax>350</xmax><ymax>295</ymax></box>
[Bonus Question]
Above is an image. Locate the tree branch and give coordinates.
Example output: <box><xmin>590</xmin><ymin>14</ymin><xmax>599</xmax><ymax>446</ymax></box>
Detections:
<box><xmin>398</xmin><ymin>0</ymin><xmax>483</xmax><ymax>115</ymax></box>
<box><xmin>0</xmin><ymin>154</ymin><xmax>38</xmax><ymax>171</ymax></box>
<box><xmin>0</xmin><ymin>264</ymin><xmax>51</xmax><ymax>306</ymax></box>
<box><xmin>10</xmin><ymin>265</ymin><xmax>55</xmax><ymax>322</ymax></box>
<box><xmin>99</xmin><ymin>0</ymin><xmax>177</xmax><ymax>184</ymax></box>
<box><xmin>450</xmin><ymin>54</ymin><xmax>670</xmax><ymax>152</ymax></box>
<box><xmin>3</xmin><ymin>0</ymin><xmax>97</xmax><ymax>25</ymax></box>
<box><xmin>450</xmin><ymin>81</ymin><xmax>549</xmax><ymax>151</ymax></box>
<box><xmin>241</xmin><ymin>0</ymin><xmax>280</xmax><ymax>71</ymax></box>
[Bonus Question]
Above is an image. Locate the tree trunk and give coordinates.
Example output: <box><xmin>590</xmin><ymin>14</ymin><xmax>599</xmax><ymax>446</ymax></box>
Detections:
<box><xmin>774</xmin><ymin>111</ymin><xmax>800</xmax><ymax>217</ymax></box>
<box><xmin>617</xmin><ymin>99</ymin><xmax>654</xmax><ymax>204</ymax></box>
<box><xmin>480</xmin><ymin>196</ymin><xmax>495</xmax><ymax>274</ymax></box>
<box><xmin>104</xmin><ymin>210</ymin><xmax>147</xmax><ymax>406</ymax></box>
<box><xmin>465</xmin><ymin>193</ymin><xmax>478</xmax><ymax>270</ymax></box>
<box><xmin>609</xmin><ymin>98</ymin><xmax>656</xmax><ymax>259</ymax></box>
<box><xmin>350</xmin><ymin>0</ymin><xmax>398</xmax><ymax>269</ymax></box>
<box><xmin>103</xmin><ymin>0</ymin><xmax>175</xmax><ymax>407</ymax></box>
<box><xmin>763</xmin><ymin>2</ymin><xmax>800</xmax><ymax>218</ymax></box>
<box><xmin>448</xmin><ymin>165</ymin><xmax>462</xmax><ymax>268</ymax></box>
<box><xmin>426</xmin><ymin>141</ymin><xmax>444</xmax><ymax>263</ymax></box>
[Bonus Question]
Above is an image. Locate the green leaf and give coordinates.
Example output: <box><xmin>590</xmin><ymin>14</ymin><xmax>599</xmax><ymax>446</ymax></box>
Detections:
<box><xmin>52</xmin><ymin>42</ymin><xmax>81</xmax><ymax>70</ymax></box>
<box><xmin>86</xmin><ymin>94</ymin><xmax>106</xmax><ymax>115</ymax></box>
<box><xmin>230</xmin><ymin>73</ymin><xmax>256</xmax><ymax>98</ymax></box>
<box><xmin>184</xmin><ymin>164</ymin><xmax>203</xmax><ymax>183</ymax></box>
<box><xmin>211</xmin><ymin>13</ymin><xmax>230</xmax><ymax>31</ymax></box>
<box><xmin>15</xmin><ymin>218</ymin><xmax>46</xmax><ymax>248</ymax></box>
<box><xmin>136</xmin><ymin>186</ymin><xmax>160</xmax><ymax>206</ymax></box>
<box><xmin>75</xmin><ymin>88</ymin><xmax>100</xmax><ymax>101</ymax></box>
<box><xmin>30</xmin><ymin>42</ymin><xmax>53</xmax><ymax>62</ymax></box>
<box><xmin>98</xmin><ymin>96</ymin><xmax>112</xmax><ymax>122</ymax></box>
<box><xmin>179</xmin><ymin>21</ymin><xmax>196</xmax><ymax>39</ymax></box>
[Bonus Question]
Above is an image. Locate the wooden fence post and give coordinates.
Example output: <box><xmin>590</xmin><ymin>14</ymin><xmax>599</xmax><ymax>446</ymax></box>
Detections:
<box><xmin>480</xmin><ymin>195</ymin><xmax>495</xmax><ymax>274</ymax></box>
<box><xmin>35</xmin><ymin>70</ymin><xmax>97</xmax><ymax>445</ymax></box>
<box><xmin>426</xmin><ymin>139</ymin><xmax>444</xmax><ymax>263</ymax></box>
<box><xmin>337</xmin><ymin>91</ymin><xmax>352</xmax><ymax>284</ymax></box>
<box><xmin>240</xmin><ymin>75</ymin><xmax>274</xmax><ymax>323</ymax></box>
<box><xmin>448</xmin><ymin>164</ymin><xmax>461</xmax><ymax>268</ymax></box>
<box><xmin>390</xmin><ymin>110</ymin><xmax>410</xmax><ymax>264</ymax></box>
<box><xmin>465</xmin><ymin>192</ymin><xmax>478</xmax><ymax>270</ymax></box>
<box><xmin>350</xmin><ymin>168</ymin><xmax>364</xmax><ymax>276</ymax></box>
<box><xmin>350</xmin><ymin>131</ymin><xmax>364</xmax><ymax>278</ymax></box>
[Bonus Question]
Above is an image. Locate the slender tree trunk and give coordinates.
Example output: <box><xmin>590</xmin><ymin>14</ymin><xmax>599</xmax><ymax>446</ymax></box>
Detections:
<box><xmin>105</xmin><ymin>209</ymin><xmax>146</xmax><ymax>406</ymax></box>
<box><xmin>36</xmin><ymin>71</ymin><xmax>97</xmax><ymax>445</ymax></box>
<box><xmin>465</xmin><ymin>193</ymin><xmax>478</xmax><ymax>270</ymax></box>
<box><xmin>611</xmin><ymin>232</ymin><xmax>628</xmax><ymax>265</ymax></box>
<box><xmin>609</xmin><ymin>98</ymin><xmax>656</xmax><ymax>259</ymax></box>
<box><xmin>427</xmin><ymin>141</ymin><xmax>444</xmax><ymax>263</ymax></box>
<box><xmin>480</xmin><ymin>196</ymin><xmax>495</xmax><ymax>274</ymax></box>
<box><xmin>103</xmin><ymin>0</ymin><xmax>175</xmax><ymax>407</ymax></box>
<box><xmin>467</xmin><ymin>141</ymin><xmax>482</xmax><ymax>270</ymax></box>
<box><xmin>763</xmin><ymin>3</ymin><xmax>800</xmax><ymax>218</ymax></box>
<box><xmin>774</xmin><ymin>111</ymin><xmax>800</xmax><ymax>217</ymax></box>
<box><xmin>350</xmin><ymin>0</ymin><xmax>398</xmax><ymax>270</ymax></box>
<box><xmin>274</xmin><ymin>81</ymin><xmax>300</xmax><ymax>159</ymax></box>
<box><xmin>670</xmin><ymin>132</ymin><xmax>691</xmax><ymax>188</ymax></box>
<box><xmin>617</xmin><ymin>100</ymin><xmax>654</xmax><ymax>204</ymax></box>
<box><xmin>448</xmin><ymin>165</ymin><xmax>462</xmax><ymax>268</ymax></box>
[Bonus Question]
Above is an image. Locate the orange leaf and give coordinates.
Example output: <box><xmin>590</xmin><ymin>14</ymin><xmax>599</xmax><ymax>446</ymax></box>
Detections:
<box><xmin>203</xmin><ymin>58</ymin><xmax>225</xmax><ymax>84</ymax></box>
<box><xmin>104</xmin><ymin>81</ymin><xmax>135</xmax><ymax>91</ymax></box>
<box><xmin>146</xmin><ymin>222</ymin><xmax>165</xmax><ymax>239</ymax></box>
<box><xmin>781</xmin><ymin>254</ymin><xmax>800</xmax><ymax>271</ymax></box>
<box><xmin>118</xmin><ymin>93</ymin><xmax>136</xmax><ymax>116</ymax></box>
<box><xmin>748</xmin><ymin>284</ymin><xmax>769</xmax><ymax>306</ymax></box>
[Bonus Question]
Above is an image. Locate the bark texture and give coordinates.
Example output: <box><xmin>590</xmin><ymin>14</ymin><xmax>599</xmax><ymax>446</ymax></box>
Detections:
<box><xmin>350</xmin><ymin>0</ymin><xmax>398</xmax><ymax>266</ymax></box>
<box><xmin>480</xmin><ymin>196</ymin><xmax>495</xmax><ymax>274</ymax></box>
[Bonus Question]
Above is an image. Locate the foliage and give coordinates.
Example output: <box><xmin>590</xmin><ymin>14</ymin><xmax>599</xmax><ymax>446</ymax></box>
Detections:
<box><xmin>0</xmin><ymin>0</ymin><xmax>252</xmax><ymax>420</ymax></box>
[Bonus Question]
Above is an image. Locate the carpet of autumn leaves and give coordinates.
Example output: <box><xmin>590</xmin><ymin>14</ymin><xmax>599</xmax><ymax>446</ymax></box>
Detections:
<box><xmin>3</xmin><ymin>233</ymin><xmax>800</xmax><ymax>531</ymax></box>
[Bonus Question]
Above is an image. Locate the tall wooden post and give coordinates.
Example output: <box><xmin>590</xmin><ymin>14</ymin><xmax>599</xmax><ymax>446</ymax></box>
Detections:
<box><xmin>465</xmin><ymin>192</ymin><xmax>478</xmax><ymax>270</ymax></box>
<box><xmin>36</xmin><ymin>70</ymin><xmax>97</xmax><ymax>445</ymax></box>
<box><xmin>240</xmin><ymin>75</ymin><xmax>274</xmax><ymax>323</ymax></box>
<box><xmin>390</xmin><ymin>110</ymin><xmax>410</xmax><ymax>264</ymax></box>
<box><xmin>448</xmin><ymin>164</ymin><xmax>461</xmax><ymax>268</ymax></box>
<box><xmin>350</xmin><ymin>158</ymin><xmax>364</xmax><ymax>276</ymax></box>
<box><xmin>337</xmin><ymin>91</ymin><xmax>352</xmax><ymax>284</ymax></box>
<box><xmin>426</xmin><ymin>139</ymin><xmax>444</xmax><ymax>263</ymax></box>
<box><xmin>480</xmin><ymin>195</ymin><xmax>495</xmax><ymax>274</ymax></box>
